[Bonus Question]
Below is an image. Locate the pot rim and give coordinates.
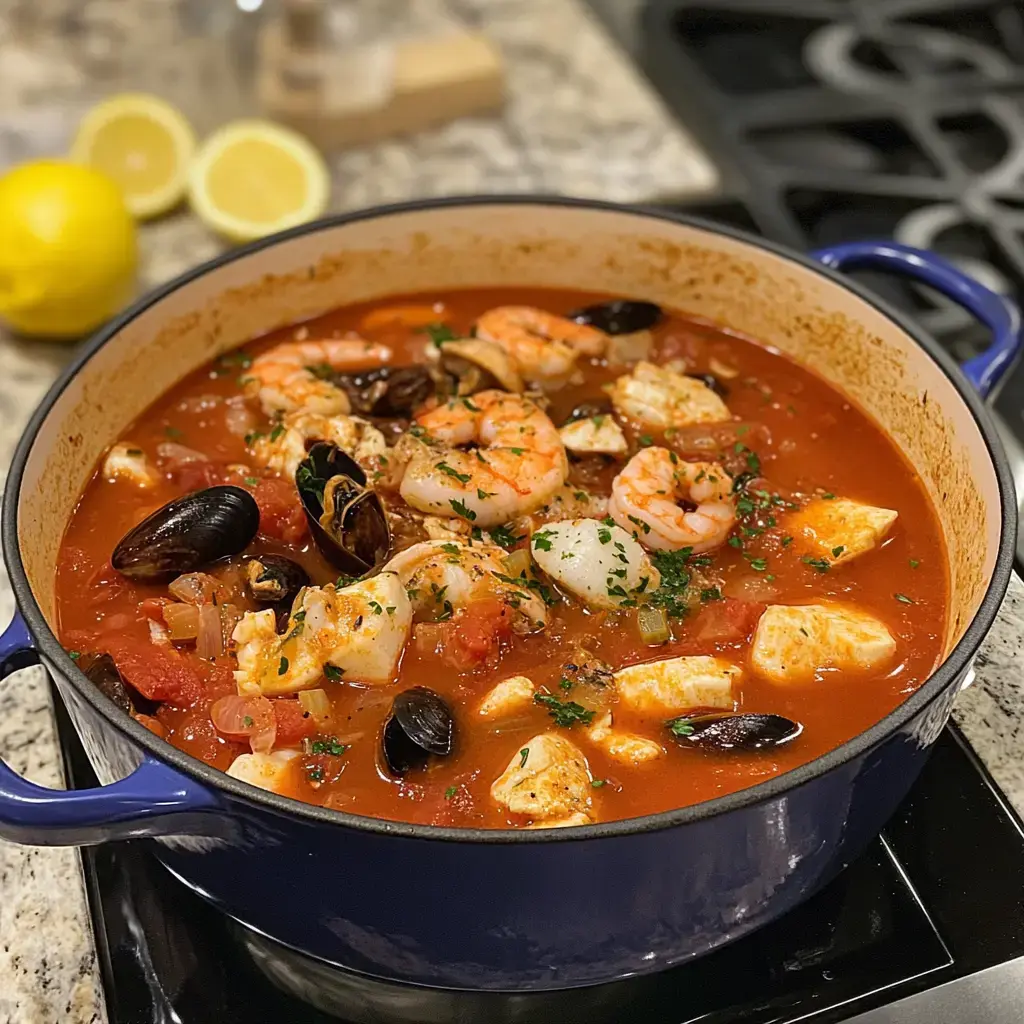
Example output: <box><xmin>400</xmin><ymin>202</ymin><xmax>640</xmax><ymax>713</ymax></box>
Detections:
<box><xmin>4</xmin><ymin>195</ymin><xmax>1015</xmax><ymax>844</ymax></box>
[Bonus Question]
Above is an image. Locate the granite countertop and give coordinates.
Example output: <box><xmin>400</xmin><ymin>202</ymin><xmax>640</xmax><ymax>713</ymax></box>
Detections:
<box><xmin>0</xmin><ymin>2</ymin><xmax>1022</xmax><ymax>1023</ymax></box>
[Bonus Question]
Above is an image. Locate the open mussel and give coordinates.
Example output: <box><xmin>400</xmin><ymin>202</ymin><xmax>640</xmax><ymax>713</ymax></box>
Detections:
<box><xmin>296</xmin><ymin>442</ymin><xmax>391</xmax><ymax>577</ymax></box>
<box><xmin>666</xmin><ymin>712</ymin><xmax>801</xmax><ymax>751</ymax></box>
<box><xmin>112</xmin><ymin>485</ymin><xmax>260</xmax><ymax>583</ymax></box>
<box><xmin>382</xmin><ymin>686</ymin><xmax>455</xmax><ymax>775</ymax></box>
<box><xmin>245</xmin><ymin>554</ymin><xmax>310</xmax><ymax>607</ymax></box>
<box><xmin>428</xmin><ymin>338</ymin><xmax>524</xmax><ymax>396</ymax></box>
<box><xmin>334</xmin><ymin>365</ymin><xmax>434</xmax><ymax>417</ymax></box>
<box><xmin>569</xmin><ymin>300</ymin><xmax>663</xmax><ymax>336</ymax></box>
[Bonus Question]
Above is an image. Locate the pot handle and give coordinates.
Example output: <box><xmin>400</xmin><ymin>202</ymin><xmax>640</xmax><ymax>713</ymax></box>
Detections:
<box><xmin>812</xmin><ymin>241</ymin><xmax>1022</xmax><ymax>397</ymax></box>
<box><xmin>0</xmin><ymin>612</ymin><xmax>224</xmax><ymax>846</ymax></box>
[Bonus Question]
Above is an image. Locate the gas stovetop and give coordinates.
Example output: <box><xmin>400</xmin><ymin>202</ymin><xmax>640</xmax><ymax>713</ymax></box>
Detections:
<box><xmin>627</xmin><ymin>0</ymin><xmax>1024</xmax><ymax>561</ymax></box>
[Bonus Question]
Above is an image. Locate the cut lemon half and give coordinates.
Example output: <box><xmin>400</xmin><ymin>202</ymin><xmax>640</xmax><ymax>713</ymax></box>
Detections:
<box><xmin>188</xmin><ymin>121</ymin><xmax>330</xmax><ymax>244</ymax></box>
<box><xmin>70</xmin><ymin>93</ymin><xmax>196</xmax><ymax>220</ymax></box>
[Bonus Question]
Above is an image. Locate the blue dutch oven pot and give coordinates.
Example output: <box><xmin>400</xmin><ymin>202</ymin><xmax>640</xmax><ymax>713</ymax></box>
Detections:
<box><xmin>0</xmin><ymin>199</ymin><xmax>1017</xmax><ymax>992</ymax></box>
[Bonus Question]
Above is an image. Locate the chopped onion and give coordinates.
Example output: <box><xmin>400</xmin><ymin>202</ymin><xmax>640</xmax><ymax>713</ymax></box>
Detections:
<box><xmin>156</xmin><ymin>441</ymin><xmax>209</xmax><ymax>464</ymax></box>
<box><xmin>196</xmin><ymin>603</ymin><xmax>224</xmax><ymax>659</ymax></box>
<box><xmin>298</xmin><ymin>688</ymin><xmax>333</xmax><ymax>724</ymax></box>
<box><xmin>224</xmin><ymin>399</ymin><xmax>256</xmax><ymax>438</ymax></box>
<box><xmin>637</xmin><ymin>605</ymin><xmax>671</xmax><ymax>645</ymax></box>
<box><xmin>168</xmin><ymin>572</ymin><xmax>219</xmax><ymax>605</ymax></box>
<box><xmin>413</xmin><ymin>622</ymin><xmax>446</xmax><ymax>656</ymax></box>
<box><xmin>502</xmin><ymin>548</ymin><xmax>531</xmax><ymax>579</ymax></box>
<box><xmin>147</xmin><ymin>618</ymin><xmax>171</xmax><ymax>646</ymax></box>
<box><xmin>210</xmin><ymin>694</ymin><xmax>276</xmax><ymax>752</ymax></box>
<box><xmin>219</xmin><ymin>603</ymin><xmax>244</xmax><ymax>647</ymax></box>
<box><xmin>162</xmin><ymin>602</ymin><xmax>200</xmax><ymax>640</ymax></box>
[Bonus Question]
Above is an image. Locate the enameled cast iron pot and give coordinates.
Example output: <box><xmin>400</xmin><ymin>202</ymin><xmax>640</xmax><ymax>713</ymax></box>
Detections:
<box><xmin>0</xmin><ymin>199</ymin><xmax>1018</xmax><ymax>993</ymax></box>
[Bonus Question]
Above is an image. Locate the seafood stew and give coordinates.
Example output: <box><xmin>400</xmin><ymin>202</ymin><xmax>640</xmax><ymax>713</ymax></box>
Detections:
<box><xmin>55</xmin><ymin>288</ymin><xmax>947</xmax><ymax>829</ymax></box>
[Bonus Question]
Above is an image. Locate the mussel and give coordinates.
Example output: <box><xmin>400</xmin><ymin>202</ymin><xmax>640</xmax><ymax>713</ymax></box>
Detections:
<box><xmin>245</xmin><ymin>554</ymin><xmax>310</xmax><ymax>607</ymax></box>
<box><xmin>569</xmin><ymin>300</ymin><xmax>663</xmax><ymax>336</ymax></box>
<box><xmin>666</xmin><ymin>712</ymin><xmax>802</xmax><ymax>751</ymax></box>
<box><xmin>382</xmin><ymin>686</ymin><xmax>455</xmax><ymax>775</ymax></box>
<box><xmin>334</xmin><ymin>365</ymin><xmax>434</xmax><ymax>417</ymax></box>
<box><xmin>78</xmin><ymin>652</ymin><xmax>145</xmax><ymax>716</ymax></box>
<box><xmin>296</xmin><ymin>442</ymin><xmax>391</xmax><ymax>576</ymax></box>
<box><xmin>428</xmin><ymin>338</ymin><xmax>524</xmax><ymax>396</ymax></box>
<box><xmin>111</xmin><ymin>485</ymin><xmax>260</xmax><ymax>583</ymax></box>
<box><xmin>562</xmin><ymin>397</ymin><xmax>614</xmax><ymax>426</ymax></box>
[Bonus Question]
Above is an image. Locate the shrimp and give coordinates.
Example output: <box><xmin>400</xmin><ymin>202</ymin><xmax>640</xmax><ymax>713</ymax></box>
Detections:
<box><xmin>247</xmin><ymin>337</ymin><xmax>392</xmax><ymax>417</ymax></box>
<box><xmin>399</xmin><ymin>390</ymin><xmax>568</xmax><ymax>528</ymax></box>
<box><xmin>609</xmin><ymin>447</ymin><xmax>736</xmax><ymax>553</ymax></box>
<box><xmin>250</xmin><ymin>410</ymin><xmax>387</xmax><ymax>477</ymax></box>
<box><xmin>384</xmin><ymin>540</ymin><xmax>549</xmax><ymax>633</ymax></box>
<box><xmin>476</xmin><ymin>306</ymin><xmax>608</xmax><ymax>387</ymax></box>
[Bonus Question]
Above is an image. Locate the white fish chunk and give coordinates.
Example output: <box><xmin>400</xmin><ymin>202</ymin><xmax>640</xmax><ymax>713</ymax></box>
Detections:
<box><xmin>750</xmin><ymin>603</ymin><xmax>897</xmax><ymax>684</ymax></box>
<box><xmin>530</xmin><ymin>518</ymin><xmax>659</xmax><ymax>610</ymax></box>
<box><xmin>789</xmin><ymin>497</ymin><xmax>898</xmax><ymax>567</ymax></box>
<box><xmin>587</xmin><ymin>711</ymin><xmax>664</xmax><ymax>764</ymax></box>
<box><xmin>491</xmin><ymin>733</ymin><xmax>593</xmax><ymax>822</ymax></box>
<box><xmin>478</xmin><ymin>675</ymin><xmax>535</xmax><ymax>718</ymax></box>
<box><xmin>233</xmin><ymin>572</ymin><xmax>412</xmax><ymax>695</ymax></box>
<box><xmin>526</xmin><ymin>812</ymin><xmax>592</xmax><ymax>830</ymax></box>
<box><xmin>226</xmin><ymin>750</ymin><xmax>300</xmax><ymax>794</ymax></box>
<box><xmin>102</xmin><ymin>442</ymin><xmax>158</xmax><ymax>487</ymax></box>
<box><xmin>559</xmin><ymin>416</ymin><xmax>628</xmax><ymax>455</ymax></box>
<box><xmin>615</xmin><ymin>655</ymin><xmax>740</xmax><ymax>714</ymax></box>
<box><xmin>609</xmin><ymin>361</ymin><xmax>730</xmax><ymax>429</ymax></box>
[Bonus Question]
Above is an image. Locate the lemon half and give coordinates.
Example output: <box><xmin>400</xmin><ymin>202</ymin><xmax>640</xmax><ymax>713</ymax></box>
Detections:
<box><xmin>188</xmin><ymin>120</ymin><xmax>330</xmax><ymax>244</ymax></box>
<box><xmin>71</xmin><ymin>93</ymin><xmax>196</xmax><ymax>220</ymax></box>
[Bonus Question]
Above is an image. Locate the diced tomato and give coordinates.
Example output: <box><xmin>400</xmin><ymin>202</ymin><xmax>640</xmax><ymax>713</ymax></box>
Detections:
<box><xmin>694</xmin><ymin>598</ymin><xmax>765</xmax><ymax>644</ymax></box>
<box><xmin>139</xmin><ymin>597</ymin><xmax>171</xmax><ymax>622</ymax></box>
<box><xmin>170</xmin><ymin>460</ymin><xmax>231</xmax><ymax>491</ymax></box>
<box><xmin>272</xmin><ymin>699</ymin><xmax>319</xmax><ymax>746</ymax></box>
<box><xmin>105</xmin><ymin>637</ymin><xmax>204</xmax><ymax>704</ymax></box>
<box><xmin>438</xmin><ymin>598</ymin><xmax>513</xmax><ymax>668</ymax></box>
<box><xmin>253</xmin><ymin>478</ymin><xmax>309</xmax><ymax>544</ymax></box>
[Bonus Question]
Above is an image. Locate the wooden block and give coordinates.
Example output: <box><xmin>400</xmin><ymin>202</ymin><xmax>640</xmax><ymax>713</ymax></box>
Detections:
<box><xmin>256</xmin><ymin>25</ymin><xmax>506</xmax><ymax>150</ymax></box>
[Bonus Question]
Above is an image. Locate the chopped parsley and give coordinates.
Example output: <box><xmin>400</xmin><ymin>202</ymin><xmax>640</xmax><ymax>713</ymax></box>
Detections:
<box><xmin>311</xmin><ymin>738</ymin><xmax>347</xmax><ymax>756</ymax></box>
<box><xmin>637</xmin><ymin>434</ymin><xmax>654</xmax><ymax>447</ymax></box>
<box><xmin>700</xmin><ymin>586</ymin><xmax>723</xmax><ymax>602</ymax></box>
<box><xmin>534</xmin><ymin>694</ymin><xmax>596</xmax><ymax>728</ymax></box>
<box><xmin>802</xmin><ymin>556</ymin><xmax>831</xmax><ymax>573</ymax></box>
<box><xmin>821</xmin><ymin>492</ymin><xmax>836</xmax><ymax>500</ymax></box>
<box><xmin>749</xmin><ymin>557</ymin><xmax>768</xmax><ymax>572</ymax></box>
<box><xmin>368</xmin><ymin>600</ymin><xmax>383</xmax><ymax>614</ymax></box>
<box><xmin>307</xmin><ymin>767</ymin><xmax>325</xmax><ymax>782</ymax></box>
<box><xmin>440</xmin><ymin>542</ymin><xmax>461</xmax><ymax>555</ymax></box>
<box><xmin>243</xmin><ymin>715</ymin><xmax>254</xmax><ymax>728</ymax></box>
<box><xmin>533</xmin><ymin>529</ymin><xmax>556</xmax><ymax>551</ymax></box>
<box><xmin>895</xmin><ymin>593</ymin><xmax>915</xmax><ymax>604</ymax></box>
<box><xmin>597</xmin><ymin>526</ymin><xmax>612</xmax><ymax>544</ymax></box>
<box><xmin>68</xmin><ymin>650</ymin><xmax>81</xmax><ymax>661</ymax></box>
<box><xmin>269</xmin><ymin>422</ymin><xmax>286</xmax><ymax>443</ymax></box>
<box><xmin>477</xmin><ymin>488</ymin><xmax>495</xmax><ymax>500</ymax></box>
<box><xmin>591</xmin><ymin>778</ymin><xmax>607</xmax><ymax>788</ymax></box>
<box><xmin>444</xmin><ymin>786</ymin><xmax>458</xmax><ymax>800</ymax></box>
<box><xmin>489</xmin><ymin>524</ymin><xmax>523</xmax><ymax>549</ymax></box>
<box><xmin>728</xmin><ymin>536</ymin><xmax>743</xmax><ymax>549</ymax></box>
<box><xmin>436</xmin><ymin>461</ymin><xmax>471</xmax><ymax>484</ymax></box>
<box><xmin>278</xmin><ymin>656</ymin><xmax>289</xmax><ymax>675</ymax></box>
<box><xmin>781</xmin><ymin>536</ymin><xmax>793</xmax><ymax>547</ymax></box>
<box><xmin>909</xmin><ymin>559</ymin><xmax>920</xmax><ymax>569</ymax></box>
<box><xmin>646</xmin><ymin>547</ymin><xmax>694</xmax><ymax>618</ymax></box>
<box><xmin>421</xmin><ymin>323</ymin><xmax>457</xmax><ymax>347</ymax></box>
<box><xmin>449</xmin><ymin>498</ymin><xmax>477</xmax><ymax>521</ymax></box>
<box><xmin>831</xmin><ymin>546</ymin><xmax>845</xmax><ymax>558</ymax></box>
<box><xmin>323</xmin><ymin>664</ymin><xmax>344</xmax><ymax>682</ymax></box>
<box><xmin>519</xmin><ymin>747</ymin><xmax>530</xmax><ymax>768</ymax></box>
<box><xmin>244</xmin><ymin>476</ymin><xmax>260</xmax><ymax>486</ymax></box>
<box><xmin>164</xmin><ymin>426</ymin><xmax>183</xmax><ymax>440</ymax></box>
<box><xmin>666</xmin><ymin>716</ymin><xmax>695</xmax><ymax>737</ymax></box>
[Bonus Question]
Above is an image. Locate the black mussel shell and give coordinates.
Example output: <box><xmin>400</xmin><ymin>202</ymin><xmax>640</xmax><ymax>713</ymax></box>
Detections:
<box><xmin>667</xmin><ymin>712</ymin><xmax>801</xmax><ymax>751</ymax></box>
<box><xmin>296</xmin><ymin>443</ymin><xmax>391</xmax><ymax>576</ymax></box>
<box><xmin>245</xmin><ymin>554</ymin><xmax>311</xmax><ymax>606</ymax></box>
<box><xmin>382</xmin><ymin>686</ymin><xmax>455</xmax><ymax>775</ymax></box>
<box><xmin>112</xmin><ymin>485</ymin><xmax>260</xmax><ymax>583</ymax></box>
<box><xmin>690</xmin><ymin>372</ymin><xmax>728</xmax><ymax>398</ymax></box>
<box><xmin>335</xmin><ymin>365</ymin><xmax>434</xmax><ymax>417</ymax></box>
<box><xmin>563</xmin><ymin>397</ymin><xmax>614</xmax><ymax>426</ymax></box>
<box><xmin>78</xmin><ymin>652</ymin><xmax>136</xmax><ymax>715</ymax></box>
<box><xmin>569</xmin><ymin>300</ymin><xmax>663</xmax><ymax>336</ymax></box>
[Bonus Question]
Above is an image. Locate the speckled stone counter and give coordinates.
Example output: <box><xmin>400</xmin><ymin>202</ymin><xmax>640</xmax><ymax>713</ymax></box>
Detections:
<box><xmin>1</xmin><ymin>3</ymin><xmax>1023</xmax><ymax>1023</ymax></box>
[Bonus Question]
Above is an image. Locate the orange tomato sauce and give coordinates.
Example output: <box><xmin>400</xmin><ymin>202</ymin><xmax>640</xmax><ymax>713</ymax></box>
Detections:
<box><xmin>55</xmin><ymin>288</ymin><xmax>947</xmax><ymax>828</ymax></box>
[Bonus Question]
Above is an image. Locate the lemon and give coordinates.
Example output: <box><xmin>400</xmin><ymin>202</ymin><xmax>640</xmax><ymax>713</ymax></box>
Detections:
<box><xmin>0</xmin><ymin>160</ymin><xmax>137</xmax><ymax>339</ymax></box>
<box><xmin>188</xmin><ymin>120</ymin><xmax>330</xmax><ymax>243</ymax></box>
<box><xmin>71</xmin><ymin>93</ymin><xmax>196</xmax><ymax>220</ymax></box>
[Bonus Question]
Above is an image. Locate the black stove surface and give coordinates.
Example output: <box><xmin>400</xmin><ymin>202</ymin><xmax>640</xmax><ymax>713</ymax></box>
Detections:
<box><xmin>59</xmin><ymin>683</ymin><xmax>1024</xmax><ymax>1023</ymax></box>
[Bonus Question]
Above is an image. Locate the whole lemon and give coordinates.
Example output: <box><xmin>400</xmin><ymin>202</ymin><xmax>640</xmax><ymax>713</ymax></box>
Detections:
<box><xmin>0</xmin><ymin>160</ymin><xmax>138</xmax><ymax>339</ymax></box>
